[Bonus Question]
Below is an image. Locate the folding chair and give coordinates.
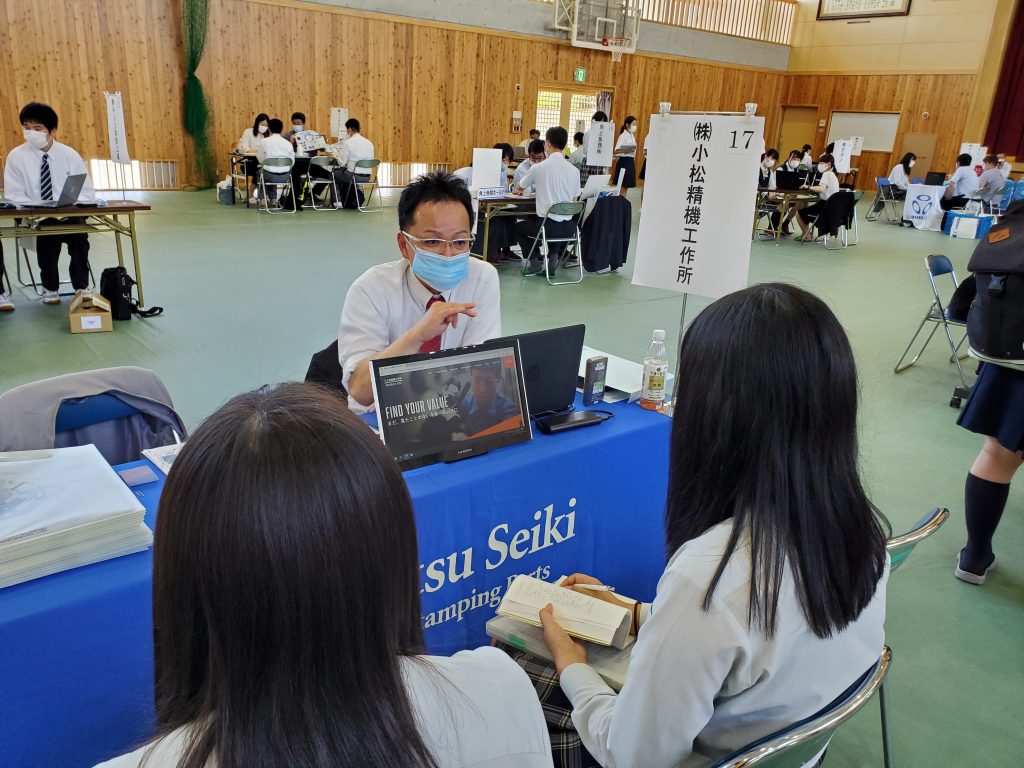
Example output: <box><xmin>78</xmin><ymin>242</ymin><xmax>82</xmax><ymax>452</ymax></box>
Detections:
<box><xmin>881</xmin><ymin>507</ymin><xmax>949</xmax><ymax>768</ymax></box>
<box><xmin>257</xmin><ymin>157</ymin><xmax>296</xmax><ymax>214</ymax></box>
<box><xmin>15</xmin><ymin>236</ymin><xmax>96</xmax><ymax>296</ymax></box>
<box><xmin>306</xmin><ymin>157</ymin><xmax>340</xmax><ymax>211</ymax></box>
<box><xmin>802</xmin><ymin>192</ymin><xmax>855</xmax><ymax>249</ymax></box>
<box><xmin>866</xmin><ymin>178</ymin><xmax>901</xmax><ymax>224</ymax></box>
<box><xmin>893</xmin><ymin>254</ymin><xmax>969</xmax><ymax>391</ymax></box>
<box><xmin>351</xmin><ymin>159</ymin><xmax>382</xmax><ymax>212</ymax></box>
<box><xmin>1016</xmin><ymin>179</ymin><xmax>1024</xmax><ymax>204</ymax></box>
<box><xmin>710</xmin><ymin>648</ymin><xmax>892</xmax><ymax>768</ymax></box>
<box><xmin>523</xmin><ymin>201</ymin><xmax>586</xmax><ymax>286</ymax></box>
<box><xmin>983</xmin><ymin>186</ymin><xmax>1012</xmax><ymax>216</ymax></box>
<box><xmin>753</xmin><ymin>191</ymin><xmax>782</xmax><ymax>240</ymax></box>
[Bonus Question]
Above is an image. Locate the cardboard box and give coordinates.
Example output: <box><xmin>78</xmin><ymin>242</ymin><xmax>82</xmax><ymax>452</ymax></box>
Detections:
<box><xmin>69</xmin><ymin>292</ymin><xmax>113</xmax><ymax>334</ymax></box>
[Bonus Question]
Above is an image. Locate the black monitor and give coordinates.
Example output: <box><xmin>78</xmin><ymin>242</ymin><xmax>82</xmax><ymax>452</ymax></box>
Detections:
<box><xmin>774</xmin><ymin>170</ymin><xmax>802</xmax><ymax>190</ymax></box>
<box><xmin>369</xmin><ymin>340</ymin><xmax>531</xmax><ymax>469</ymax></box>
<box><xmin>924</xmin><ymin>171</ymin><xmax>946</xmax><ymax>186</ymax></box>
<box><xmin>492</xmin><ymin>324</ymin><xmax>585</xmax><ymax>416</ymax></box>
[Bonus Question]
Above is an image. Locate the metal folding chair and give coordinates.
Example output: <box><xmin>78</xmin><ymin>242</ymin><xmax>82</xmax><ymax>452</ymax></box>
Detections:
<box><xmin>523</xmin><ymin>201</ymin><xmax>586</xmax><ymax>286</ymax></box>
<box><xmin>710</xmin><ymin>648</ymin><xmax>892</xmax><ymax>768</ymax></box>
<box><xmin>753</xmin><ymin>191</ymin><xmax>782</xmax><ymax>240</ymax></box>
<box><xmin>867</xmin><ymin>178</ymin><xmax>902</xmax><ymax>224</ymax></box>
<box><xmin>306</xmin><ymin>157</ymin><xmax>340</xmax><ymax>211</ymax></box>
<box><xmin>15</xmin><ymin>238</ymin><xmax>96</xmax><ymax>296</ymax></box>
<box><xmin>802</xmin><ymin>192</ymin><xmax>855</xmax><ymax>249</ymax></box>
<box><xmin>257</xmin><ymin>157</ymin><xmax>296</xmax><ymax>214</ymax></box>
<box><xmin>894</xmin><ymin>254</ymin><xmax>969</xmax><ymax>389</ymax></box>
<box><xmin>351</xmin><ymin>159</ymin><xmax>382</xmax><ymax>212</ymax></box>
<box><xmin>982</xmin><ymin>186</ymin><xmax>1011</xmax><ymax>216</ymax></box>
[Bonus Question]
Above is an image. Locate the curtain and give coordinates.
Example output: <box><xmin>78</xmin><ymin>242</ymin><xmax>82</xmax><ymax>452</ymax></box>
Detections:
<box><xmin>182</xmin><ymin>0</ymin><xmax>215</xmax><ymax>186</ymax></box>
<box><xmin>985</xmin><ymin>0</ymin><xmax>1024</xmax><ymax>158</ymax></box>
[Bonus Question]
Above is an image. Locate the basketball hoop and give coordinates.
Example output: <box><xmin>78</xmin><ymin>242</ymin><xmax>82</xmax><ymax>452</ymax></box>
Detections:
<box><xmin>606</xmin><ymin>36</ymin><xmax>627</xmax><ymax>63</ymax></box>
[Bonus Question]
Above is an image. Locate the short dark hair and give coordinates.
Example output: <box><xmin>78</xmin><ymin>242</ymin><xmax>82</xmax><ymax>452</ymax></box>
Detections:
<box><xmin>346</xmin><ymin>118</ymin><xmax>361</xmax><ymax>132</ymax></box>
<box><xmin>398</xmin><ymin>172</ymin><xmax>474</xmax><ymax>232</ymax></box>
<box><xmin>957</xmin><ymin>153</ymin><xmax>972</xmax><ymax>166</ymax></box>
<box><xmin>667</xmin><ymin>284</ymin><xmax>889</xmax><ymax>639</ymax></box>
<box><xmin>983</xmin><ymin>154</ymin><xmax>998</xmax><ymax>166</ymax></box>
<box><xmin>802</xmin><ymin>144</ymin><xmax>812</xmax><ymax>152</ymax></box>
<box><xmin>19</xmin><ymin>102</ymin><xmax>58</xmax><ymax>131</ymax></box>
<box><xmin>788</xmin><ymin>150</ymin><xmax>803</xmax><ymax>162</ymax></box>
<box><xmin>291</xmin><ymin>112</ymin><xmax>305</xmax><ymax>123</ymax></box>
<box><xmin>268</xmin><ymin>118</ymin><xmax>284</xmax><ymax>134</ymax></box>
<box><xmin>251</xmin><ymin>113</ymin><xmax>270</xmax><ymax>137</ymax></box>
<box><xmin>574</xmin><ymin>131</ymin><xmax>585</xmax><ymax>145</ymax></box>
<box><xmin>527</xmin><ymin>139</ymin><xmax>546</xmax><ymax>156</ymax></box>
<box><xmin>762</xmin><ymin>148</ymin><xmax>779</xmax><ymax>161</ymax></box>
<box><xmin>153</xmin><ymin>383</ymin><xmax>439</xmax><ymax>766</ymax></box>
<box><xmin>545</xmin><ymin>126</ymin><xmax>568</xmax><ymax>151</ymax></box>
<box><xmin>529</xmin><ymin>128</ymin><xmax>540</xmax><ymax>137</ymax></box>
<box><xmin>591</xmin><ymin>111</ymin><xmax>608</xmax><ymax>123</ymax></box>
<box><xmin>493</xmin><ymin>142</ymin><xmax>515</xmax><ymax>163</ymax></box>
<box><xmin>819</xmin><ymin>153</ymin><xmax>835</xmax><ymax>168</ymax></box>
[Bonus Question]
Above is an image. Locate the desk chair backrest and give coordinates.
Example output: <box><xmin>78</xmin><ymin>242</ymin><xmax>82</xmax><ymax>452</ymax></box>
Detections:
<box><xmin>261</xmin><ymin>156</ymin><xmax>294</xmax><ymax>172</ymax></box>
<box><xmin>1015</xmin><ymin>179</ymin><xmax>1024</xmax><ymax>203</ymax></box>
<box><xmin>1000</xmin><ymin>184</ymin><xmax>1016</xmax><ymax>208</ymax></box>
<box><xmin>547</xmin><ymin>200</ymin><xmax>586</xmax><ymax>221</ymax></box>
<box><xmin>309</xmin><ymin>156</ymin><xmax>335</xmax><ymax>171</ymax></box>
<box><xmin>354</xmin><ymin>158</ymin><xmax>380</xmax><ymax>179</ymax></box>
<box><xmin>924</xmin><ymin>253</ymin><xmax>959</xmax><ymax>309</ymax></box>
<box><xmin>886</xmin><ymin>507</ymin><xmax>949</xmax><ymax>571</ymax></box>
<box><xmin>711</xmin><ymin>648</ymin><xmax>892</xmax><ymax>768</ymax></box>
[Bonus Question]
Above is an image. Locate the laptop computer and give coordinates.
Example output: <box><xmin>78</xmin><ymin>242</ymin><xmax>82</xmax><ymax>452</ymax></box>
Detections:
<box><xmin>774</xmin><ymin>170</ymin><xmax>802</xmax><ymax>190</ymax></box>
<box><xmin>369</xmin><ymin>339</ymin><xmax>532</xmax><ymax>469</ymax></box>
<box><xmin>29</xmin><ymin>173</ymin><xmax>87</xmax><ymax>208</ymax></box>
<box><xmin>924</xmin><ymin>171</ymin><xmax>946</xmax><ymax>186</ymax></box>
<box><xmin>492</xmin><ymin>325</ymin><xmax>586</xmax><ymax>416</ymax></box>
<box><xmin>513</xmin><ymin>145</ymin><xmax>527</xmax><ymax>161</ymax></box>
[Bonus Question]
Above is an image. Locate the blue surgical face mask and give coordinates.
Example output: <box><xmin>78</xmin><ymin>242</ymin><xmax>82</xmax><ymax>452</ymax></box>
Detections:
<box><xmin>410</xmin><ymin>247</ymin><xmax>470</xmax><ymax>291</ymax></box>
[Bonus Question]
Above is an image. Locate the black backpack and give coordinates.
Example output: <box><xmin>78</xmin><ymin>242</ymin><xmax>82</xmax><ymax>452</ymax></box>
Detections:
<box><xmin>966</xmin><ymin>201</ymin><xmax>1024</xmax><ymax>362</ymax></box>
<box><xmin>99</xmin><ymin>267</ymin><xmax>163</xmax><ymax>320</ymax></box>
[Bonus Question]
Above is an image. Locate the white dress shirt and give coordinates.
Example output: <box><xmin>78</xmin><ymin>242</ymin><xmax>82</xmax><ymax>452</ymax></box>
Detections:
<box><xmin>237</xmin><ymin>128</ymin><xmax>264</xmax><ymax>153</ymax></box>
<box><xmin>816</xmin><ymin>170</ymin><xmax>840</xmax><ymax>201</ymax></box>
<box><xmin>614</xmin><ymin>130</ymin><xmax>637</xmax><ymax>156</ymax></box>
<box><xmin>4</xmin><ymin>140</ymin><xmax>96</xmax><ymax>205</ymax></box>
<box><xmin>998</xmin><ymin>161</ymin><xmax>1012</xmax><ymax>180</ymax></box>
<box><xmin>337</xmin><ymin>133</ymin><xmax>375</xmax><ymax>174</ymax></box>
<box><xmin>256</xmin><ymin>134</ymin><xmax>295</xmax><ymax>168</ymax></box>
<box><xmin>887</xmin><ymin>163</ymin><xmax>910</xmax><ymax>191</ymax></box>
<box><xmin>802</xmin><ymin>152</ymin><xmax>814</xmax><ymax>167</ymax></box>
<box><xmin>559</xmin><ymin>520</ymin><xmax>889</xmax><ymax>768</ymax></box>
<box><xmin>950</xmin><ymin>166</ymin><xmax>980</xmax><ymax>197</ymax></box>
<box><xmin>518</xmin><ymin>152</ymin><xmax>581</xmax><ymax>221</ymax></box>
<box><xmin>513</xmin><ymin>159</ymin><xmax>534</xmax><ymax>193</ymax></box>
<box><xmin>337</xmin><ymin>257</ymin><xmax>501</xmax><ymax>413</ymax></box>
<box><xmin>94</xmin><ymin>648</ymin><xmax>552</xmax><ymax>768</ymax></box>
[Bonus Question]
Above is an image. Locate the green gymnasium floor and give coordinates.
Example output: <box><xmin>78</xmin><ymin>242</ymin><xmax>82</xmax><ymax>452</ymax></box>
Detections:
<box><xmin>1</xmin><ymin>190</ymin><xmax>1020</xmax><ymax>765</ymax></box>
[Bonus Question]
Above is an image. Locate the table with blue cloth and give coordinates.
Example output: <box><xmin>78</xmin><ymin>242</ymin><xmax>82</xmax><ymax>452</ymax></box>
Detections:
<box><xmin>0</xmin><ymin>397</ymin><xmax>671</xmax><ymax>768</ymax></box>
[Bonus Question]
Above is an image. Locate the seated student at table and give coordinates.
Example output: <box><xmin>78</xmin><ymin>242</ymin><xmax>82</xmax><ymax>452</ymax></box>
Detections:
<box><xmin>332</xmin><ymin>117</ymin><xmax>375</xmax><ymax>205</ymax></box>
<box><xmin>580</xmin><ymin>110</ymin><xmax>610</xmax><ymax>186</ymax></box>
<box><xmin>973</xmin><ymin>155</ymin><xmax>1006</xmax><ymax>209</ymax></box>
<box><xmin>519</xmin><ymin>128</ymin><xmax>541</xmax><ymax>149</ymax></box>
<box><xmin>283</xmin><ymin>111</ymin><xmax>307</xmax><ymax>146</ymax></box>
<box><xmin>940</xmin><ymin>153</ymin><xmax>980</xmax><ymax>212</ymax></box>
<box><xmin>338</xmin><ymin>172</ymin><xmax>500</xmax><ymax>412</ymax></box>
<box><xmin>997</xmin><ymin>153</ymin><xmax>1012</xmax><ymax>180</ymax></box>
<box><xmin>795</xmin><ymin>153</ymin><xmax>839</xmax><ymax>242</ymax></box>
<box><xmin>4</xmin><ymin>102</ymin><xmax>97</xmax><ymax>305</ymax></box>
<box><xmin>614</xmin><ymin>115</ymin><xmax>639</xmax><ymax>190</ymax></box>
<box><xmin>237</xmin><ymin>112</ymin><xmax>269</xmax><ymax>203</ymax></box>
<box><xmin>773</xmin><ymin>150</ymin><xmax>807</xmax><ymax>234</ymax></box>
<box><xmin>95</xmin><ymin>383</ymin><xmax>552</xmax><ymax>768</ymax></box>
<box><xmin>887</xmin><ymin>152</ymin><xmax>916</xmax><ymax>198</ymax></box>
<box><xmin>254</xmin><ymin>118</ymin><xmax>295</xmax><ymax>201</ymax></box>
<box><xmin>514</xmin><ymin>140</ymin><xmax>547</xmax><ymax>194</ymax></box>
<box><xmin>568</xmin><ymin>132</ymin><xmax>585</xmax><ymax>168</ymax></box>
<box><xmin>530</xmin><ymin>283</ymin><xmax>889</xmax><ymax>768</ymax></box>
<box><xmin>514</xmin><ymin>127</ymin><xmax>582</xmax><ymax>277</ymax></box>
<box><xmin>758</xmin><ymin>149</ymin><xmax>779</xmax><ymax>189</ymax></box>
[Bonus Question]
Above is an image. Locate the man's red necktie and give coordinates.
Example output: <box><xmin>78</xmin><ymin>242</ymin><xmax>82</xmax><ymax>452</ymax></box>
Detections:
<box><xmin>419</xmin><ymin>295</ymin><xmax>444</xmax><ymax>354</ymax></box>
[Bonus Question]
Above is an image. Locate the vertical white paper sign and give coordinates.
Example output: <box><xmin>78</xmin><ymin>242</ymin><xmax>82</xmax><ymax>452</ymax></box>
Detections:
<box><xmin>832</xmin><ymin>139</ymin><xmax>853</xmax><ymax>173</ymax></box>
<box><xmin>585</xmin><ymin>121</ymin><xmax>615</xmax><ymax>168</ymax></box>
<box><xmin>849</xmin><ymin>136</ymin><xmax>864</xmax><ymax>156</ymax></box>
<box><xmin>330</xmin><ymin>107</ymin><xmax>349</xmax><ymax>138</ymax></box>
<box><xmin>633</xmin><ymin>114</ymin><xmax>763</xmax><ymax>300</ymax></box>
<box><xmin>104</xmin><ymin>91</ymin><xmax>130</xmax><ymax>164</ymax></box>
<box><xmin>471</xmin><ymin>148</ymin><xmax>503</xmax><ymax>189</ymax></box>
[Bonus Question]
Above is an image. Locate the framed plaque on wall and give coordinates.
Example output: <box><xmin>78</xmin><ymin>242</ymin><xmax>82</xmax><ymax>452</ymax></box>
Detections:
<box><xmin>817</xmin><ymin>0</ymin><xmax>912</xmax><ymax>20</ymax></box>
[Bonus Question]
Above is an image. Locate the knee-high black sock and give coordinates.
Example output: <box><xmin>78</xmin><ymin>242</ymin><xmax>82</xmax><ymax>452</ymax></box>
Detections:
<box><xmin>962</xmin><ymin>473</ymin><xmax>1010</xmax><ymax>571</ymax></box>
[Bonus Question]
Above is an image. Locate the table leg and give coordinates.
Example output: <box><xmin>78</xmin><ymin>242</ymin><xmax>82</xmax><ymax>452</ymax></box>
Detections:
<box><xmin>113</xmin><ymin>215</ymin><xmax>126</xmax><ymax>269</ymax></box>
<box><xmin>481</xmin><ymin>206</ymin><xmax>492</xmax><ymax>261</ymax></box>
<box><xmin>777</xmin><ymin>198</ymin><xmax>790</xmax><ymax>241</ymax></box>
<box><xmin>128</xmin><ymin>212</ymin><xmax>144</xmax><ymax>306</ymax></box>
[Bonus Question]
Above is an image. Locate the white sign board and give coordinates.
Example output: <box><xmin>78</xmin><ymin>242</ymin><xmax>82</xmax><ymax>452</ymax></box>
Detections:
<box><xmin>849</xmin><ymin>136</ymin><xmax>864</xmax><ymax>156</ymax></box>
<box><xmin>471</xmin><ymin>148</ymin><xmax>503</xmax><ymax>189</ymax></box>
<box><xmin>330</xmin><ymin>107</ymin><xmax>349</xmax><ymax>139</ymax></box>
<box><xmin>104</xmin><ymin>91</ymin><xmax>130</xmax><ymax>164</ymax></box>
<box><xmin>832</xmin><ymin>139</ymin><xmax>853</xmax><ymax>174</ymax></box>
<box><xmin>585</xmin><ymin>121</ymin><xmax>615</xmax><ymax>168</ymax></box>
<box><xmin>902</xmin><ymin>184</ymin><xmax>945</xmax><ymax>230</ymax></box>
<box><xmin>959</xmin><ymin>142</ymin><xmax>987</xmax><ymax>167</ymax></box>
<box><xmin>633</xmin><ymin>114</ymin><xmax>764</xmax><ymax>300</ymax></box>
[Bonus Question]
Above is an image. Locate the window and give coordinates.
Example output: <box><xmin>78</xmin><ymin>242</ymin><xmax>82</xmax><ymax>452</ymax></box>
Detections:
<box><xmin>534</xmin><ymin>90</ymin><xmax>564</xmax><ymax>137</ymax></box>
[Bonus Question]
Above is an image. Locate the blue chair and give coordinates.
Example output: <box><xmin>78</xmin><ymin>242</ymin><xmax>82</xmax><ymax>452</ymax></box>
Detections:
<box><xmin>1015</xmin><ymin>178</ymin><xmax>1024</xmax><ymax>204</ymax></box>
<box><xmin>711</xmin><ymin>648</ymin><xmax>892</xmax><ymax>767</ymax></box>
<box><xmin>999</xmin><ymin>183</ymin><xmax>1016</xmax><ymax>212</ymax></box>
<box><xmin>911</xmin><ymin>177</ymin><xmax>923</xmax><ymax>184</ymax></box>
<box><xmin>866</xmin><ymin>178</ymin><xmax>901</xmax><ymax>224</ymax></box>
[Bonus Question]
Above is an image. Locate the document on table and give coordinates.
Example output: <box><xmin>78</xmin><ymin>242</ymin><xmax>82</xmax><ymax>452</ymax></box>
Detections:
<box><xmin>142</xmin><ymin>443</ymin><xmax>184</xmax><ymax>475</ymax></box>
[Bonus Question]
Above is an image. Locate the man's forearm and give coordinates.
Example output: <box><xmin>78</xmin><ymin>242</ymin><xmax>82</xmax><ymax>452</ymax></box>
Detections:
<box><xmin>346</xmin><ymin>328</ymin><xmax>426</xmax><ymax>406</ymax></box>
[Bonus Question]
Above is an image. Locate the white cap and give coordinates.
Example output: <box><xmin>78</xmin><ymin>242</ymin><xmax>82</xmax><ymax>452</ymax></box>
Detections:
<box><xmin>653</xmin><ymin>329</ymin><xmax>666</xmax><ymax>341</ymax></box>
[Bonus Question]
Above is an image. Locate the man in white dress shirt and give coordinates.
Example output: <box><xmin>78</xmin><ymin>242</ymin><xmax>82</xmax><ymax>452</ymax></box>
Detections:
<box><xmin>3</xmin><ymin>102</ymin><xmax>96</xmax><ymax>305</ymax></box>
<box><xmin>513</xmin><ymin>140</ymin><xmax>546</xmax><ymax>195</ymax></box>
<box><xmin>331</xmin><ymin>117</ymin><xmax>375</xmax><ymax>207</ymax></box>
<box><xmin>513</xmin><ymin>126</ymin><xmax>582</xmax><ymax>276</ymax></box>
<box><xmin>337</xmin><ymin>172</ymin><xmax>501</xmax><ymax>412</ymax></box>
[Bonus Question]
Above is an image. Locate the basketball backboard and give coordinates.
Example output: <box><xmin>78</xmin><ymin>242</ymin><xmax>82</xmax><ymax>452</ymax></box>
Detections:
<box><xmin>558</xmin><ymin>0</ymin><xmax>640</xmax><ymax>57</ymax></box>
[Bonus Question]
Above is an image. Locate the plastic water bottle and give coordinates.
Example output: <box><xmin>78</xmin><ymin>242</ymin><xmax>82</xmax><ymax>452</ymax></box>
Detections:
<box><xmin>639</xmin><ymin>330</ymin><xmax>668</xmax><ymax>411</ymax></box>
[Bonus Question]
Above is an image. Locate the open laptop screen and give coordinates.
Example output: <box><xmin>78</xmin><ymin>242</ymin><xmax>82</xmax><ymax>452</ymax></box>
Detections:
<box><xmin>370</xmin><ymin>340</ymin><xmax>531</xmax><ymax>469</ymax></box>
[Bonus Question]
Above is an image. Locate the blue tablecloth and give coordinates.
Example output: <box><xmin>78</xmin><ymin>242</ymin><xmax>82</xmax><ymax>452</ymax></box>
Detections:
<box><xmin>0</xmin><ymin>398</ymin><xmax>671</xmax><ymax>767</ymax></box>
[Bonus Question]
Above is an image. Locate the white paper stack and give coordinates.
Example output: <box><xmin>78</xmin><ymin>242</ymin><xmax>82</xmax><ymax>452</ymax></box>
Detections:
<box><xmin>0</xmin><ymin>445</ymin><xmax>153</xmax><ymax>589</ymax></box>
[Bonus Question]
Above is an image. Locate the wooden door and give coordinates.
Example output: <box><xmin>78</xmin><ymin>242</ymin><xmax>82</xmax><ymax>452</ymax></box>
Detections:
<box><xmin>899</xmin><ymin>133</ymin><xmax>939</xmax><ymax>181</ymax></box>
<box><xmin>778</xmin><ymin>106</ymin><xmax>819</xmax><ymax>156</ymax></box>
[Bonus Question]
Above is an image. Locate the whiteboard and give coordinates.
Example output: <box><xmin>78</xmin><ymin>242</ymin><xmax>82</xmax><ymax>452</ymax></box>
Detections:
<box><xmin>826</xmin><ymin>112</ymin><xmax>900</xmax><ymax>152</ymax></box>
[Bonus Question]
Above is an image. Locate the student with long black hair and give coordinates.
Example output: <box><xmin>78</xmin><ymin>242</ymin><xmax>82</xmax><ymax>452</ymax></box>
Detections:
<box><xmin>537</xmin><ymin>284</ymin><xmax>890</xmax><ymax>768</ymax></box>
<box><xmin>887</xmin><ymin>152</ymin><xmax>916</xmax><ymax>195</ymax></box>
<box><xmin>613</xmin><ymin>115</ymin><xmax>638</xmax><ymax>189</ymax></box>
<box><xmin>237</xmin><ymin>112</ymin><xmax>270</xmax><ymax>203</ymax></box>
<box><xmin>96</xmin><ymin>383</ymin><xmax>551</xmax><ymax>768</ymax></box>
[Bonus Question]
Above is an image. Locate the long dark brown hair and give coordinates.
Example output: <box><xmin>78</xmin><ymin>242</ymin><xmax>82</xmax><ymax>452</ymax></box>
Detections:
<box><xmin>151</xmin><ymin>382</ymin><xmax>437</xmax><ymax>767</ymax></box>
<box><xmin>666</xmin><ymin>284</ymin><xmax>889</xmax><ymax>639</ymax></box>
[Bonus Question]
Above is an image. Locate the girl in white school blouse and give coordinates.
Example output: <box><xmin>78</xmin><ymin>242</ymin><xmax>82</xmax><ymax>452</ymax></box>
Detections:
<box><xmin>95</xmin><ymin>383</ymin><xmax>552</xmax><ymax>768</ymax></box>
<box><xmin>539</xmin><ymin>283</ymin><xmax>890</xmax><ymax>768</ymax></box>
<box><xmin>613</xmin><ymin>115</ymin><xmax>638</xmax><ymax>189</ymax></box>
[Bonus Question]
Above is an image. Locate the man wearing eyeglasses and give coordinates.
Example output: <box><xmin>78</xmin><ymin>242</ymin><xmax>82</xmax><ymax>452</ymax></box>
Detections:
<box><xmin>338</xmin><ymin>171</ymin><xmax>501</xmax><ymax>413</ymax></box>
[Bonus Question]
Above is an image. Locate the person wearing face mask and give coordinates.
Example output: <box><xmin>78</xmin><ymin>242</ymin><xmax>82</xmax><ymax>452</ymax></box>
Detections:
<box><xmin>794</xmin><ymin>154</ymin><xmax>840</xmax><ymax>242</ymax></box>
<box><xmin>238</xmin><ymin>113</ymin><xmax>270</xmax><ymax>203</ymax></box>
<box><xmin>337</xmin><ymin>172</ymin><xmax>500</xmax><ymax>413</ymax></box>
<box><xmin>758</xmin><ymin>149</ymin><xmax>779</xmax><ymax>190</ymax></box>
<box><xmin>514</xmin><ymin>140</ymin><xmax>547</xmax><ymax>195</ymax></box>
<box><xmin>613</xmin><ymin>115</ymin><xmax>639</xmax><ymax>190</ymax></box>
<box><xmin>283</xmin><ymin>111</ymin><xmax>309</xmax><ymax>147</ymax></box>
<box><xmin>996</xmin><ymin>153</ymin><xmax>1012</xmax><ymax>180</ymax></box>
<box><xmin>975</xmin><ymin>155</ymin><xmax>1006</xmax><ymax>207</ymax></box>
<box><xmin>3</xmin><ymin>102</ymin><xmax>97</xmax><ymax>305</ymax></box>
<box><xmin>513</xmin><ymin>126</ymin><xmax>582</xmax><ymax>276</ymax></box>
<box><xmin>887</xmin><ymin>152</ymin><xmax>916</xmax><ymax>197</ymax></box>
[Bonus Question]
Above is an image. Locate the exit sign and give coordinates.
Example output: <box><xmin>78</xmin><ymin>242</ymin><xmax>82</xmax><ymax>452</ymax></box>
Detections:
<box><xmin>574</xmin><ymin>67</ymin><xmax>586</xmax><ymax>83</ymax></box>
